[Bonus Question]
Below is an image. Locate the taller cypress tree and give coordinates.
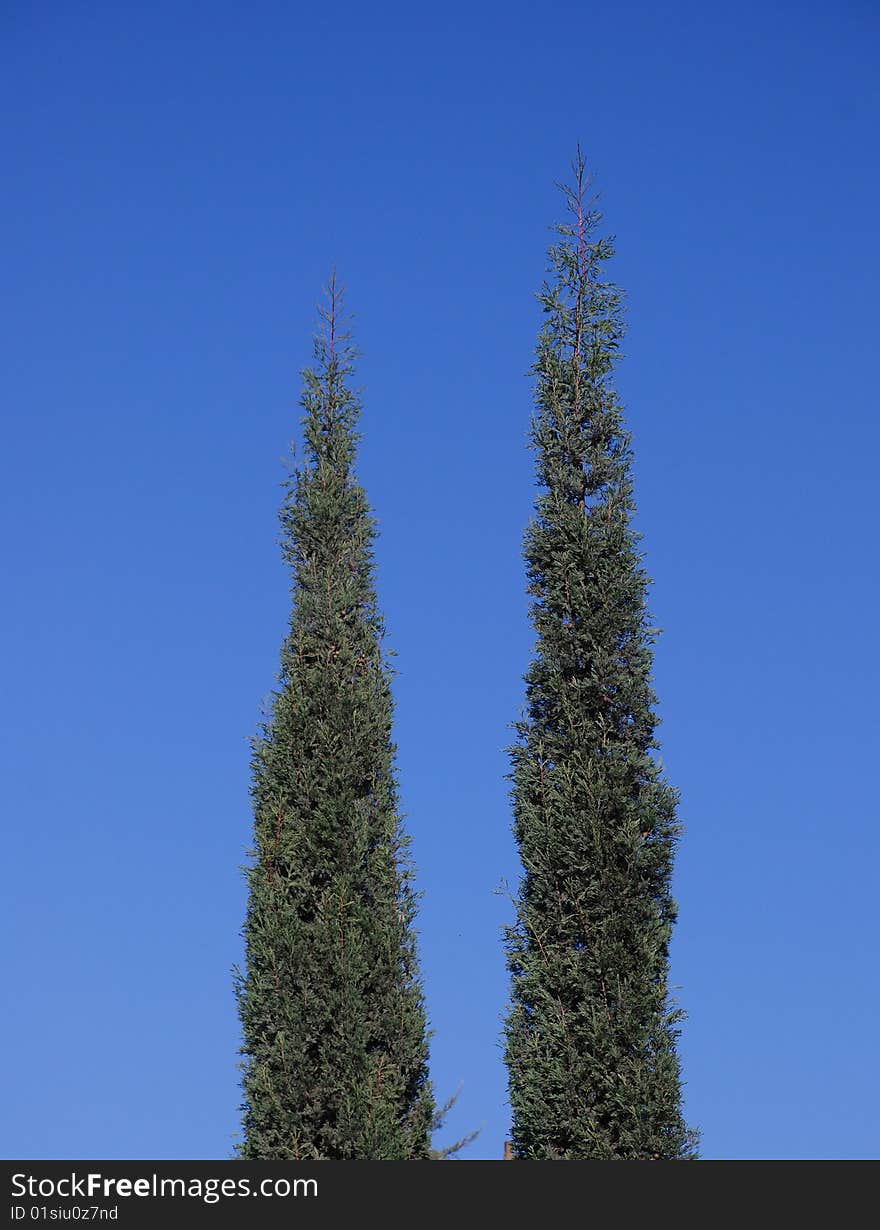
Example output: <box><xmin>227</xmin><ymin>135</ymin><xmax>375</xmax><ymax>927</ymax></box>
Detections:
<box><xmin>236</xmin><ymin>278</ymin><xmax>434</xmax><ymax>1160</ymax></box>
<box><xmin>503</xmin><ymin>153</ymin><xmax>696</xmax><ymax>1160</ymax></box>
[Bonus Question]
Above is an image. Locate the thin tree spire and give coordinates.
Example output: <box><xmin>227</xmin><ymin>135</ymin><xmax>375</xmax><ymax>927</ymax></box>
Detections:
<box><xmin>503</xmin><ymin>153</ymin><xmax>697</xmax><ymax>1160</ymax></box>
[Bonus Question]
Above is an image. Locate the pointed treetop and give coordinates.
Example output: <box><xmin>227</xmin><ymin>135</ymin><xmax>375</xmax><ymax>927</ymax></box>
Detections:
<box><xmin>313</xmin><ymin>268</ymin><xmax>358</xmax><ymax>375</ymax></box>
<box><xmin>299</xmin><ymin>271</ymin><xmax>362</xmax><ymax>466</ymax></box>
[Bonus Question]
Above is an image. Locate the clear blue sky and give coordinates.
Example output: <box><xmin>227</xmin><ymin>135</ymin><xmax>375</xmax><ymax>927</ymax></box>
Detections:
<box><xmin>3</xmin><ymin>1</ymin><xmax>878</xmax><ymax>1161</ymax></box>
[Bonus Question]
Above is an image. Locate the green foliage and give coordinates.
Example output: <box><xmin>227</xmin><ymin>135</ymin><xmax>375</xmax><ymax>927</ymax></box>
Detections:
<box><xmin>503</xmin><ymin>153</ymin><xmax>697</xmax><ymax>1160</ymax></box>
<box><xmin>235</xmin><ymin>278</ymin><xmax>434</xmax><ymax>1159</ymax></box>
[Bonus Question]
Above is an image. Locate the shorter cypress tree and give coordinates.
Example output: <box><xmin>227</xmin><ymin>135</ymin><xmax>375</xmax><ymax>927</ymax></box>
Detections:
<box><xmin>235</xmin><ymin>278</ymin><xmax>434</xmax><ymax>1159</ymax></box>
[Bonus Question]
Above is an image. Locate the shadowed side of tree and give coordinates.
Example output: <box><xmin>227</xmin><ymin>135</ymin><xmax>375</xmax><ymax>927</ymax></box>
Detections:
<box><xmin>504</xmin><ymin>153</ymin><xmax>697</xmax><ymax>1160</ymax></box>
<box><xmin>235</xmin><ymin>278</ymin><xmax>434</xmax><ymax>1159</ymax></box>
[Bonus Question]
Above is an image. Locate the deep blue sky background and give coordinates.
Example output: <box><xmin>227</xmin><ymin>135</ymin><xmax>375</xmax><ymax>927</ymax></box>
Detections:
<box><xmin>3</xmin><ymin>1</ymin><xmax>878</xmax><ymax>1160</ymax></box>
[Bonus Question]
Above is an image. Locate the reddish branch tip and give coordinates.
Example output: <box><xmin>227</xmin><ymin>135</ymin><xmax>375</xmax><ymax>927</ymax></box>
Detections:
<box><xmin>324</xmin><ymin>266</ymin><xmax>344</xmax><ymax>357</ymax></box>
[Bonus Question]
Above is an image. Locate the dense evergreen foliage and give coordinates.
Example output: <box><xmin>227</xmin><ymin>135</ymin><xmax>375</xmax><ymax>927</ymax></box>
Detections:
<box><xmin>236</xmin><ymin>279</ymin><xmax>434</xmax><ymax>1159</ymax></box>
<box><xmin>503</xmin><ymin>153</ymin><xmax>696</xmax><ymax>1159</ymax></box>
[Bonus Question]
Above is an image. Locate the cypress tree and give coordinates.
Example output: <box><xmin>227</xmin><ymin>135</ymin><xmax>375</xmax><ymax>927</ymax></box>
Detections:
<box><xmin>235</xmin><ymin>277</ymin><xmax>434</xmax><ymax>1159</ymax></box>
<box><xmin>503</xmin><ymin>152</ymin><xmax>696</xmax><ymax>1160</ymax></box>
